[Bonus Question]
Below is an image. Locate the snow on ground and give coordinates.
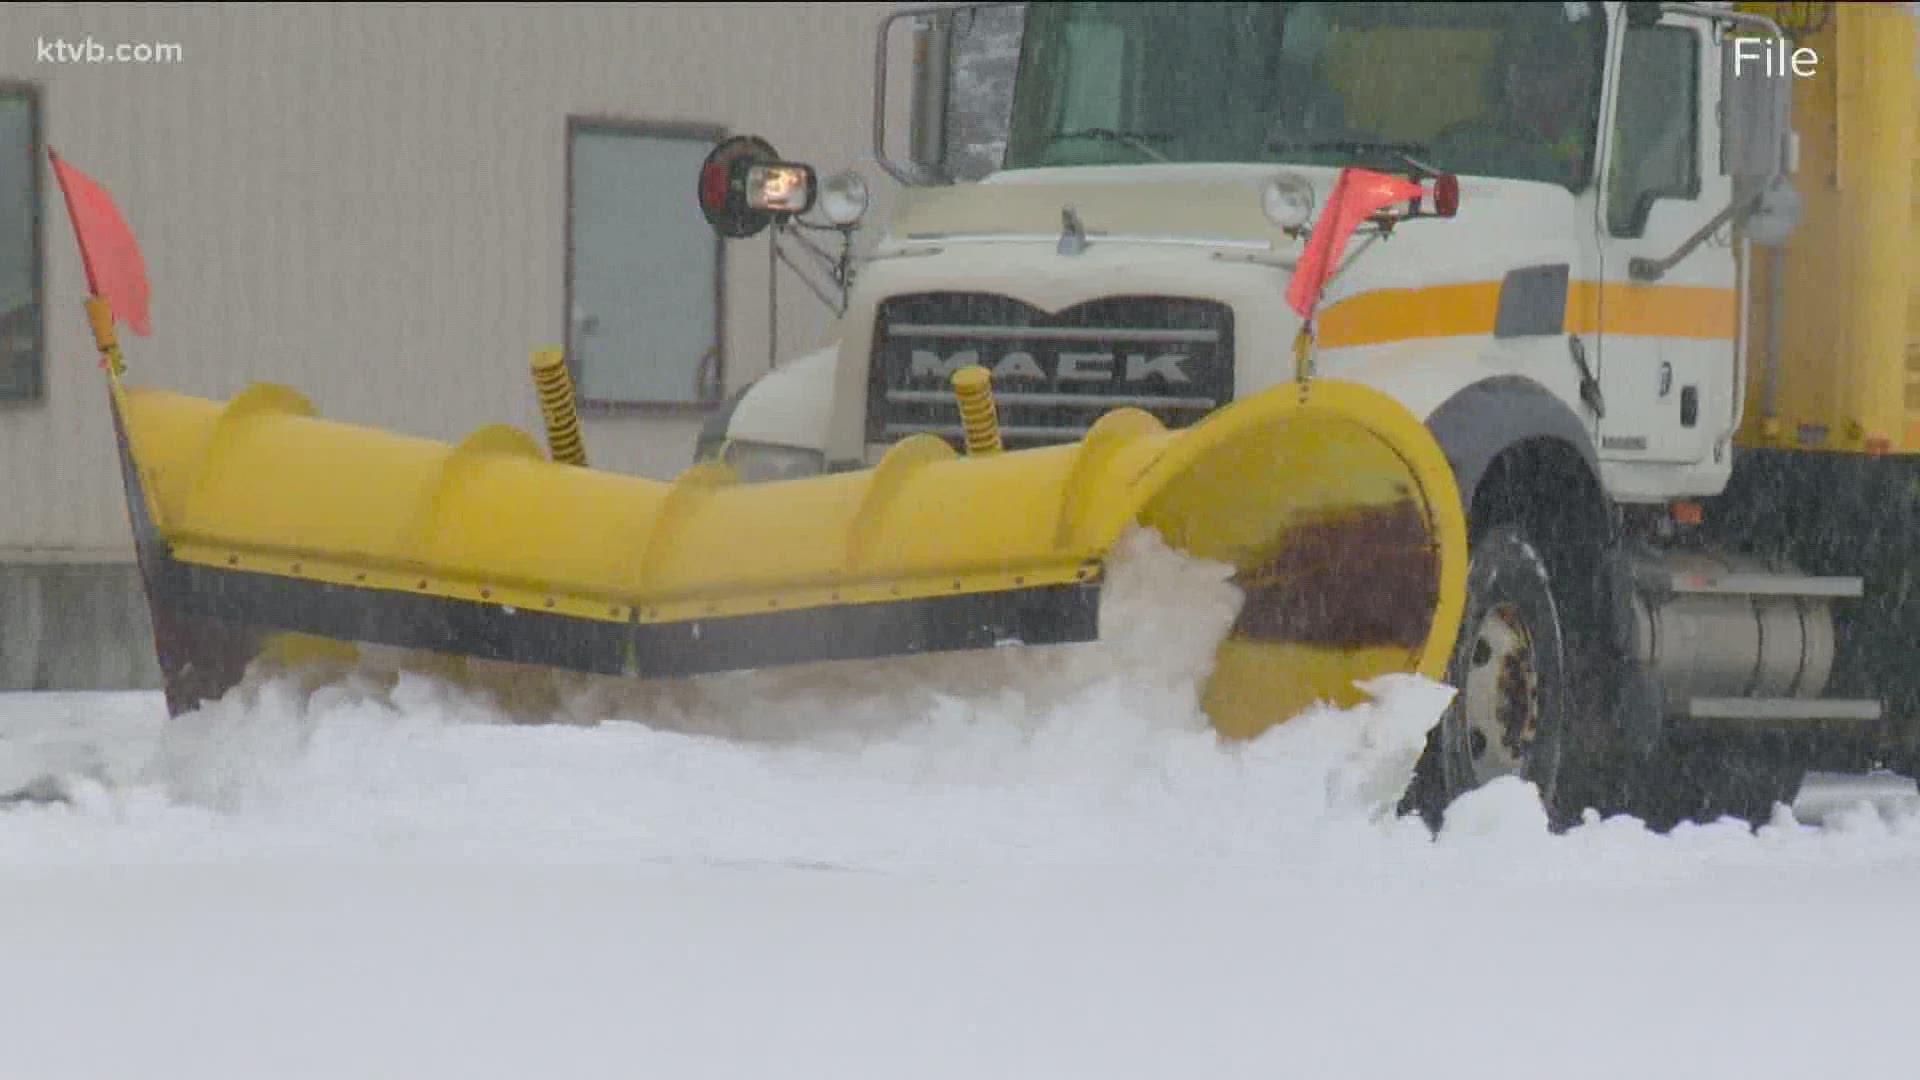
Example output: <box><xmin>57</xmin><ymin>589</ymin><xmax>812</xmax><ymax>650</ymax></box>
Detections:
<box><xmin>4</xmin><ymin>529</ymin><xmax>1920</xmax><ymax>1079</ymax></box>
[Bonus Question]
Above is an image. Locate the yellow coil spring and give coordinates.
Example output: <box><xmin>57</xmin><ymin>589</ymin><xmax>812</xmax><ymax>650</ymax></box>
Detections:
<box><xmin>950</xmin><ymin>364</ymin><xmax>1003</xmax><ymax>455</ymax></box>
<box><xmin>530</xmin><ymin>348</ymin><xmax>587</xmax><ymax>467</ymax></box>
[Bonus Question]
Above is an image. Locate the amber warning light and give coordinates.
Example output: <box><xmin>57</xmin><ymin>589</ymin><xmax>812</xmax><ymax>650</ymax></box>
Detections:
<box><xmin>1403</xmin><ymin>173</ymin><xmax>1459</xmax><ymax>220</ymax></box>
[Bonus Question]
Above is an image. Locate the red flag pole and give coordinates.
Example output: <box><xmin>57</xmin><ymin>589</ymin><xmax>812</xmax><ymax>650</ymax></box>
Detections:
<box><xmin>1287</xmin><ymin>169</ymin><xmax>1350</xmax><ymax>384</ymax></box>
<box><xmin>47</xmin><ymin>147</ymin><xmax>149</xmax><ymax>381</ymax></box>
<box><xmin>46</xmin><ymin>149</ymin><xmax>103</xmax><ymax>295</ymax></box>
<box><xmin>47</xmin><ymin>149</ymin><xmax>118</xmax><ymax>377</ymax></box>
<box><xmin>1284</xmin><ymin>167</ymin><xmax>1428</xmax><ymax>383</ymax></box>
<box><xmin>83</xmin><ymin>295</ymin><xmax>126</xmax><ymax>380</ymax></box>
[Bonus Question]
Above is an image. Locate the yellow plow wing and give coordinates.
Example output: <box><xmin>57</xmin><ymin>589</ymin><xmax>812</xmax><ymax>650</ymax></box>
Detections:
<box><xmin>110</xmin><ymin>377</ymin><xmax>1465</xmax><ymax>735</ymax></box>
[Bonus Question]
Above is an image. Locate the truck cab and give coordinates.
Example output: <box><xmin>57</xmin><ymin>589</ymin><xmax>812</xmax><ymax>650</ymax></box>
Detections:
<box><xmin>703</xmin><ymin>2</ymin><xmax>1774</xmax><ymax>490</ymax></box>
<box><xmin>698</xmin><ymin>1</ymin><xmax>1920</xmax><ymax>829</ymax></box>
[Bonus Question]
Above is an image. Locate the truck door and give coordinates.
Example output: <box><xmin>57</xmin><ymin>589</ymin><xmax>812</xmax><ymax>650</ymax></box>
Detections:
<box><xmin>1594</xmin><ymin>9</ymin><xmax>1738</xmax><ymax>469</ymax></box>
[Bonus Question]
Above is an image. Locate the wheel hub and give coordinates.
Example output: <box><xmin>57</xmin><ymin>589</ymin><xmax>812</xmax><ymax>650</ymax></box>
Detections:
<box><xmin>1459</xmin><ymin>602</ymin><xmax>1540</xmax><ymax>783</ymax></box>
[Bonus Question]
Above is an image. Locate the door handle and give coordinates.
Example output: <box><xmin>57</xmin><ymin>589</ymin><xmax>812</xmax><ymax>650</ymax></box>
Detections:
<box><xmin>1569</xmin><ymin>335</ymin><xmax>1605</xmax><ymax>419</ymax></box>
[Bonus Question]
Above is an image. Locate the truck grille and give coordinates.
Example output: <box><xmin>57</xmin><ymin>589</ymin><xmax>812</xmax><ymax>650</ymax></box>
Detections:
<box><xmin>866</xmin><ymin>293</ymin><xmax>1234</xmax><ymax>450</ymax></box>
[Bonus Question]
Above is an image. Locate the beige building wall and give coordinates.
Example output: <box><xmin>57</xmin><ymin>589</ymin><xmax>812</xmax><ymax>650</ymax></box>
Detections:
<box><xmin>0</xmin><ymin>1</ymin><xmax>905</xmax><ymax>558</ymax></box>
<box><xmin>0</xmin><ymin>2</ymin><xmax>914</xmax><ymax>687</ymax></box>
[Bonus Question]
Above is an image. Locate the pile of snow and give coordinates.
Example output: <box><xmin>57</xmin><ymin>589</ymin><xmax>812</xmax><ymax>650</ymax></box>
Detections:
<box><xmin>6</xmin><ymin>528</ymin><xmax>1920</xmax><ymax>1078</ymax></box>
<box><xmin>1</xmin><ymin>529</ymin><xmax>1465</xmax><ymax>869</ymax></box>
<box><xmin>6</xmin><ymin>527</ymin><xmax>1918</xmax><ymax>875</ymax></box>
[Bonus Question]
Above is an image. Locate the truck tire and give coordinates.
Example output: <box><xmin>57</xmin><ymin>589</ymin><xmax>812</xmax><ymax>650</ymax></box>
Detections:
<box><xmin>1410</xmin><ymin>525</ymin><xmax>1581</xmax><ymax>828</ymax></box>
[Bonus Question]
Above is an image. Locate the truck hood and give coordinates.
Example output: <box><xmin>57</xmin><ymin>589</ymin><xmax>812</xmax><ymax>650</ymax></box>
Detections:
<box><xmin>873</xmin><ymin>164</ymin><xmax>1581</xmax><ymax>309</ymax></box>
<box><xmin>737</xmin><ymin>165</ymin><xmax>1589</xmax><ymax>464</ymax></box>
<box><xmin>883</xmin><ymin>164</ymin><xmax>1307</xmax><ymax>248</ymax></box>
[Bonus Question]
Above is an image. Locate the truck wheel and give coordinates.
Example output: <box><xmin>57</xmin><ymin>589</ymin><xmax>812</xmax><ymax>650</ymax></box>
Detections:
<box><xmin>1412</xmin><ymin>525</ymin><xmax>1578</xmax><ymax>828</ymax></box>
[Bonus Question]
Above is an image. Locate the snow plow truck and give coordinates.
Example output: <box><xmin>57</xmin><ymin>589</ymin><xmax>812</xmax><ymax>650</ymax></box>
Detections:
<box><xmin>79</xmin><ymin>0</ymin><xmax>1917</xmax><ymax>830</ymax></box>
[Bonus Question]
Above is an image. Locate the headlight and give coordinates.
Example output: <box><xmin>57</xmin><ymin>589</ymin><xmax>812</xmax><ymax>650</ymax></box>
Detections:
<box><xmin>819</xmin><ymin>169</ymin><xmax>870</xmax><ymax>227</ymax></box>
<box><xmin>720</xmin><ymin>441</ymin><xmax>827</xmax><ymax>483</ymax></box>
<box><xmin>1262</xmin><ymin>173</ymin><xmax>1315</xmax><ymax>231</ymax></box>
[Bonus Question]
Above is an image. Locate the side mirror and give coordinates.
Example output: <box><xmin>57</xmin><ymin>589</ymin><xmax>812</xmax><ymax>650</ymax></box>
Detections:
<box><xmin>697</xmin><ymin>135</ymin><xmax>817</xmax><ymax>240</ymax></box>
<box><xmin>1632</xmin><ymin>14</ymin><xmax>1805</xmax><ymax>279</ymax></box>
<box><xmin>1721</xmin><ymin>31</ymin><xmax>1800</xmax><ymax>244</ymax></box>
<box><xmin>1721</xmin><ymin>34</ymin><xmax>1794</xmax><ymax>183</ymax></box>
<box><xmin>1745</xmin><ymin>178</ymin><xmax>1803</xmax><ymax>247</ymax></box>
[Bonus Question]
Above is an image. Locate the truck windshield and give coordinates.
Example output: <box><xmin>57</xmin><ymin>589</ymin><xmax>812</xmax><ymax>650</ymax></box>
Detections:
<box><xmin>1003</xmin><ymin>1</ymin><xmax>1607</xmax><ymax>191</ymax></box>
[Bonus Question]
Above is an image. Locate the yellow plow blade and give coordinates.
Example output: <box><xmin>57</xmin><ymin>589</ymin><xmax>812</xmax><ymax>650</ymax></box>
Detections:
<box><xmin>108</xmin><ymin>377</ymin><xmax>1465</xmax><ymax>735</ymax></box>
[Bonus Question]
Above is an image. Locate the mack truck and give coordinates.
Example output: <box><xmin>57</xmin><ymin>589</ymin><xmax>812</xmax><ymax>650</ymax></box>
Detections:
<box><xmin>691</xmin><ymin>0</ymin><xmax>1920</xmax><ymax>828</ymax></box>
<box><xmin>73</xmin><ymin>0</ymin><xmax>1917</xmax><ymax>833</ymax></box>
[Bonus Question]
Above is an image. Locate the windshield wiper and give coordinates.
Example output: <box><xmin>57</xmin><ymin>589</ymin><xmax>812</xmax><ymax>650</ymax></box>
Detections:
<box><xmin>1266</xmin><ymin>138</ymin><xmax>1441</xmax><ymax>176</ymax></box>
<box><xmin>1048</xmin><ymin>128</ymin><xmax>1172</xmax><ymax>162</ymax></box>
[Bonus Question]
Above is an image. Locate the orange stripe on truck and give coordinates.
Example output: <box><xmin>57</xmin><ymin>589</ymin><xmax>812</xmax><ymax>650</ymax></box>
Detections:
<box><xmin>1568</xmin><ymin>282</ymin><xmax>1739</xmax><ymax>340</ymax></box>
<box><xmin>1317</xmin><ymin>279</ymin><xmax>1737</xmax><ymax>347</ymax></box>
<box><xmin>1317</xmin><ymin>282</ymin><xmax>1501</xmax><ymax>347</ymax></box>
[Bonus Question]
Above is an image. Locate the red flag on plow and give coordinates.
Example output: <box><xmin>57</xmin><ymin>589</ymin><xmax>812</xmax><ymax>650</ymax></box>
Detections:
<box><xmin>47</xmin><ymin>148</ymin><xmax>152</xmax><ymax>337</ymax></box>
<box><xmin>1286</xmin><ymin>167</ymin><xmax>1425</xmax><ymax>321</ymax></box>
